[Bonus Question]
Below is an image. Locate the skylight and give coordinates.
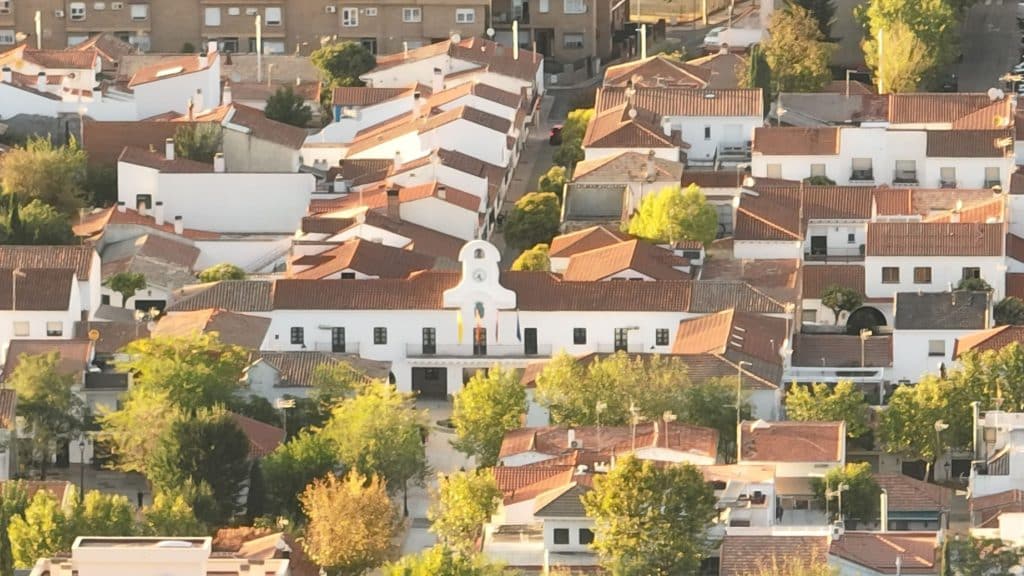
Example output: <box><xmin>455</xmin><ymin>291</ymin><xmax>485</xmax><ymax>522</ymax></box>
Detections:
<box><xmin>154</xmin><ymin>66</ymin><xmax>184</xmax><ymax>78</ymax></box>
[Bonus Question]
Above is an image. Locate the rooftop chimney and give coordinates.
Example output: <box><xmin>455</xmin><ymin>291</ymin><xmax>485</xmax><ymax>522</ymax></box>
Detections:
<box><xmin>512</xmin><ymin>20</ymin><xmax>519</xmax><ymax>60</ymax></box>
<box><xmin>117</xmin><ymin>201</ymin><xmax>126</xmax><ymax>213</ymax></box>
<box><xmin>567</xmin><ymin>428</ymin><xmax>576</xmax><ymax>447</ymax></box>
<box><xmin>164</xmin><ymin>138</ymin><xmax>175</xmax><ymax>161</ymax></box>
<box><xmin>213</xmin><ymin>152</ymin><xmax>225</xmax><ymax>173</ymax></box>
<box><xmin>198</xmin><ymin>51</ymin><xmax>208</xmax><ymax>69</ymax></box>
<box><xmin>393</xmin><ymin>150</ymin><xmax>402</xmax><ymax>170</ymax></box>
<box><xmin>413</xmin><ymin>91</ymin><xmax>423</xmax><ymax>118</ymax></box>
<box><xmin>432</xmin><ymin>67</ymin><xmax>444</xmax><ymax>94</ymax></box>
<box><xmin>137</xmin><ymin>199</ymin><xmax>147</xmax><ymax>216</ymax></box>
<box><xmin>386</xmin><ymin>187</ymin><xmax>400</xmax><ymax>221</ymax></box>
<box><xmin>640</xmin><ymin>24</ymin><xmax>648</xmax><ymax>59</ymax></box>
<box><xmin>173</xmin><ymin>215</ymin><xmax>183</xmax><ymax>235</ymax></box>
<box><xmin>154</xmin><ymin>201</ymin><xmax>165</xmax><ymax>226</ymax></box>
<box><xmin>36</xmin><ymin>71</ymin><xmax>46</xmax><ymax>92</ymax></box>
<box><xmin>222</xmin><ymin>83</ymin><xmax>232</xmax><ymax>106</ymax></box>
<box><xmin>1</xmin><ymin>67</ymin><xmax>10</xmax><ymax>84</ymax></box>
<box><xmin>437</xmin><ymin>185</ymin><xmax>447</xmax><ymax>200</ymax></box>
<box><xmin>880</xmin><ymin>489</ymin><xmax>888</xmax><ymax>532</ymax></box>
<box><xmin>207</xmin><ymin>40</ymin><xmax>218</xmax><ymax>55</ymax></box>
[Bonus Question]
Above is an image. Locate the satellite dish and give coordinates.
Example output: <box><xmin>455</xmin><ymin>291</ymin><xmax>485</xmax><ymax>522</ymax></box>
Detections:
<box><xmin>486</xmin><ymin>27</ymin><xmax>495</xmax><ymax>38</ymax></box>
<box><xmin>987</xmin><ymin>87</ymin><xmax>1004</xmax><ymax>101</ymax></box>
<box><xmin>628</xmin><ymin>108</ymin><xmax>638</xmax><ymax>119</ymax></box>
<box><xmin>451</xmin><ymin>33</ymin><xmax>461</xmax><ymax>43</ymax></box>
<box><xmin>87</xmin><ymin>329</ymin><xmax>100</xmax><ymax>341</ymax></box>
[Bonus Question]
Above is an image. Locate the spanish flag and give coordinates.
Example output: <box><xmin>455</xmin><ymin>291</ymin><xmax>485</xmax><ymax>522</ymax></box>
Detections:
<box><xmin>456</xmin><ymin>309</ymin><xmax>464</xmax><ymax>344</ymax></box>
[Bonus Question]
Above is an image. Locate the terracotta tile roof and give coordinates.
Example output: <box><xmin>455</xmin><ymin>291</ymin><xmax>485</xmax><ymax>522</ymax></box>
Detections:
<box><xmin>74</xmin><ymin>206</ymin><xmax>221</xmax><ymax>241</ymax></box>
<box><xmin>802</xmin><ymin>265</ymin><xmax>865</xmax><ymax>299</ymax></box>
<box><xmin>75</xmin><ymin>320</ymin><xmax>147</xmax><ymax>355</ymax></box>
<box><xmin>873</xmin><ymin>188</ymin><xmax>1003</xmax><ymax>218</ymax></box>
<box><xmin>548</xmin><ymin>226</ymin><xmax>630</xmax><ymax>258</ymax></box>
<box><xmin>346</xmin><ymin>105</ymin><xmax>510</xmax><ymax>157</ymax></box>
<box><xmin>562</xmin><ymin>239</ymin><xmax>690</xmax><ymax>281</ymax></box>
<box><xmin>736</xmin><ymin>186</ymin><xmax>874</xmax><ymax>241</ymax></box>
<box><xmin>168</xmin><ymin>280</ymin><xmax>274</xmax><ymax>312</ymax></box>
<box><xmin>675</xmin><ymin>353</ymin><xmax>780</xmax><ymax>389</ymax></box>
<box><xmin>0</xmin><ymin>268</ymin><xmax>75</xmax><ymax>310</ymax></box>
<box><xmin>894</xmin><ymin>291</ymin><xmax>989</xmax><ymax>330</ymax></box>
<box><xmin>273</xmin><ymin>271</ymin><xmax>457</xmax><ymax>310</ymax></box>
<box><xmin>103</xmin><ymin>233</ymin><xmax>200</xmax><ymax>271</ymax></box>
<box><xmin>685</xmin><ymin>51</ymin><xmax>746</xmax><ymax>89</ymax></box>
<box><xmin>216</xmin><ymin>103</ymin><xmax>308</xmax><ymax>149</ymax></box>
<box><xmin>952</xmin><ymin>98</ymin><xmax>1014</xmax><ymax>130</ymax></box>
<box><xmin>327</xmin><ymin>159</ymin><xmax>392</xmax><ymax>188</ymax></box>
<box><xmin>720</xmin><ymin>535</ymin><xmax>829</xmax><ymax>576</ymax></box>
<box><xmin>873</xmin><ymin>473</ymin><xmax>950</xmax><ymax>512</ymax></box>
<box><xmin>290</xmin><ymin>238</ymin><xmax>435</xmax><ymax>279</ymax></box>
<box><xmin>887</xmin><ymin>93</ymin><xmax>999</xmax><ymax>125</ymax></box>
<box><xmin>82</xmin><ymin>119</ymin><xmax>204</xmax><ymax>167</ymax></box>
<box><xmin>247</xmin><ymin>351</ymin><xmax>389</xmax><ymax>387</ymax></box>
<box><xmin>230</xmin><ymin>81</ymin><xmax>321</xmax><ymax>103</ymax></box>
<box><xmin>501</xmin><ymin>468</ymin><xmax>576</xmax><ymax>505</ymax></box>
<box><xmin>332</xmin><ymin>86</ymin><xmax>413</xmax><ymax>107</ymax></box>
<box><xmin>313</xmin><ymin>179</ymin><xmax>481</xmax><ymax>214</ymax></box>
<box><xmin>1</xmin><ymin>339</ymin><xmax>93</xmax><ymax>382</ymax></box>
<box><xmin>752</xmin><ymin>127</ymin><xmax>840</xmax><ymax>155</ymax></box>
<box><xmin>362</xmin><ymin>211</ymin><xmax>465</xmax><ymax>261</ymax></box>
<box><xmin>498</xmin><ymin>421</ymin><xmax>719</xmax><ymax>462</ymax></box>
<box><xmin>229</xmin><ymin>412</ymin><xmax>285</xmax><ymax>458</ymax></box>
<box><xmin>739</xmin><ymin>420</ymin><xmax>844</xmax><ymax>463</ymax></box>
<box><xmin>0</xmin><ymin>45</ymin><xmax>99</xmax><ymax>69</ymax></box>
<box><xmin>128</xmin><ymin>51</ymin><xmax>217</xmax><ymax>87</ymax></box>
<box><xmin>70</xmin><ymin>33</ymin><xmax>139</xmax><ymax>66</ymax></box>
<box><xmin>583</xmin><ymin>102</ymin><xmax>686</xmax><ymax>149</ymax></box>
<box><xmin>829</xmin><ymin>532</ymin><xmax>939</xmax><ymax>574</ymax></box>
<box><xmin>428</xmin><ymin>81</ymin><xmax>522</xmax><ymax>110</ymax></box>
<box><xmin>118</xmin><ymin>146</ymin><xmax>213</xmax><ymax>173</ymax></box>
<box><xmin>954</xmin><ymin>325</ymin><xmax>1024</xmax><ymax>357</ymax></box>
<box><xmin>0</xmin><ymin>246</ymin><xmax>95</xmax><ymax>280</ymax></box>
<box><xmin>371</xmin><ymin>37</ymin><xmax>541</xmax><ymax>83</ymax></box>
<box><xmin>572</xmin><ymin>151</ymin><xmax>684</xmax><ymax>183</ymax></box>
<box><xmin>971</xmin><ymin>489</ymin><xmax>1024</xmax><ymax>528</ymax></box>
<box><xmin>597</xmin><ymin>86</ymin><xmax>763</xmax><ymax>118</ymax></box>
<box><xmin>866</xmin><ymin>222</ymin><xmax>1004</xmax><ymax>256</ymax></box>
<box><xmin>152</xmin><ymin>308</ymin><xmax>271</xmax><ymax>350</ymax></box>
<box><xmin>925</xmin><ymin>197</ymin><xmax>1005</xmax><ymax>224</ymax></box>
<box><xmin>687</xmin><ymin>280</ymin><xmax>786</xmax><ymax>313</ymax></box>
<box><xmin>494</xmin><ymin>465</ymin><xmax>573</xmax><ymax>502</ymax></box>
<box><xmin>791</xmin><ymin>333</ymin><xmax>892</xmax><ymax>368</ymax></box>
<box><xmin>925</xmin><ymin>129</ymin><xmax>1012</xmax><ymax>157</ymax></box>
<box><xmin>0</xmin><ymin>389</ymin><xmax>15</xmax><ymax>430</ymax></box>
<box><xmin>603</xmin><ymin>54</ymin><xmax>711</xmax><ymax>88</ymax></box>
<box><xmin>672</xmin><ymin>309</ymin><xmax>788</xmax><ymax>366</ymax></box>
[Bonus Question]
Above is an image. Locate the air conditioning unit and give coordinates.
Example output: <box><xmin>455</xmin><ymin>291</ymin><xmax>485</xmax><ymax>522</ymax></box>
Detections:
<box><xmin>569</xmin><ymin>439</ymin><xmax>583</xmax><ymax>449</ymax></box>
<box><xmin>54</xmin><ymin>9</ymin><xmax>65</xmax><ymax>18</ymax></box>
<box><xmin>325</xmin><ymin>5</ymin><xmax>337</xmax><ymax>13</ymax></box>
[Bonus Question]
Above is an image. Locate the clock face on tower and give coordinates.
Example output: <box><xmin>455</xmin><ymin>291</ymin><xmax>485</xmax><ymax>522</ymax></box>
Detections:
<box><xmin>472</xmin><ymin>268</ymin><xmax>487</xmax><ymax>282</ymax></box>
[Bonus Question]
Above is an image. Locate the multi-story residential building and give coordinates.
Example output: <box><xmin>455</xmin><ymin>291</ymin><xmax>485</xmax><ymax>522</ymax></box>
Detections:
<box><xmin>0</xmin><ymin>0</ymin><xmax>488</xmax><ymax>56</ymax></box>
<box><xmin>490</xmin><ymin>0</ymin><xmax>630</xmax><ymax>68</ymax></box>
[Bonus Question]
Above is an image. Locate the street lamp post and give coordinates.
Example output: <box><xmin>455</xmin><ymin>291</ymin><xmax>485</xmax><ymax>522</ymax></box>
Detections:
<box><xmin>934</xmin><ymin>420</ymin><xmax>950</xmax><ymax>481</ymax></box>
<box><xmin>78</xmin><ymin>437</ymin><xmax>86</xmax><ymax>501</ymax></box>
<box><xmin>736</xmin><ymin>361</ymin><xmax>752</xmax><ymax>462</ymax></box>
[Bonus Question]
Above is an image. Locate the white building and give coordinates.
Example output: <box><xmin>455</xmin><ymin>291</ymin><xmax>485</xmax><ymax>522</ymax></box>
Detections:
<box><xmin>891</xmin><ymin>291</ymin><xmax>990</xmax><ymax>382</ymax></box>
<box><xmin>0</xmin><ymin>269</ymin><xmax>82</xmax><ymax>353</ymax></box>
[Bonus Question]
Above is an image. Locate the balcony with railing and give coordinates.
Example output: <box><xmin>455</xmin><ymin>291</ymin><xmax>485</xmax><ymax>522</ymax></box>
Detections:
<box><xmin>406</xmin><ymin>343</ymin><xmax>552</xmax><ymax>358</ymax></box>
<box><xmin>849</xmin><ymin>169</ymin><xmax>874</xmax><ymax>184</ymax></box>
<box><xmin>893</xmin><ymin>170</ymin><xmax>919</xmax><ymax>186</ymax></box>
<box><xmin>939</xmin><ymin>179</ymin><xmax>957</xmax><ymax>189</ymax></box>
<box><xmin>718</xmin><ymin>142</ymin><xmax>752</xmax><ymax>163</ymax></box>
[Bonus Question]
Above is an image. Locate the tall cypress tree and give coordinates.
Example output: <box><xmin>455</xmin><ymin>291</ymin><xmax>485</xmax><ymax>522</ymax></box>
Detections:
<box><xmin>7</xmin><ymin>193</ymin><xmax>21</xmax><ymax>244</ymax></box>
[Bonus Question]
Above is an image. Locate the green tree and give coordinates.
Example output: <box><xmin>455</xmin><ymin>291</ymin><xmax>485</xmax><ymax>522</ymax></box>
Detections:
<box><xmin>739</xmin><ymin>43</ymin><xmax>772</xmax><ymax>114</ymax></box>
<box><xmin>173</xmin><ymin>123</ymin><xmax>222</xmax><ymax>163</ymax></box>
<box><xmin>553</xmin><ymin>108</ymin><xmax>594</xmax><ymax>168</ymax></box>
<box><xmin>301</xmin><ymin>471</ymin><xmax>397</xmax><ymax>576</ymax></box>
<box><xmin>311</xmin><ymin>362</ymin><xmax>370</xmax><ymax>406</ymax></box>
<box><xmin>763</xmin><ymin>5</ymin><xmax>832</xmax><ymax>92</ymax></box>
<box><xmin>820</xmin><ymin>284</ymin><xmax>863</xmax><ymax>324</ymax></box>
<box><xmin>957</xmin><ymin>277</ymin><xmax>992</xmax><ymax>291</ymax></box>
<box><xmin>312</xmin><ymin>42</ymin><xmax>376</xmax><ymax>88</ymax></box>
<box><xmin>8</xmin><ymin>352</ymin><xmax>84</xmax><ymax>479</ymax></box>
<box><xmin>197</xmin><ymin>263</ymin><xmax>246</xmax><ymax>282</ymax></box>
<box><xmin>871</xmin><ymin>21</ymin><xmax>936</xmax><ymax>93</ymax></box>
<box><xmin>0</xmin><ymin>481</ymin><xmax>30</xmax><ymax>576</ymax></box>
<box><xmin>140</xmin><ymin>486</ymin><xmax>207</xmax><ymax>536</ymax></box>
<box><xmin>804</xmin><ymin>175</ymin><xmax>837</xmax><ymax>186</ymax></box>
<box><xmin>228</xmin><ymin>394</ymin><xmax>280</xmax><ymax>426</ymax></box>
<box><xmin>810</xmin><ymin>463</ymin><xmax>880</xmax><ymax>525</ymax></box>
<box><xmin>451</xmin><ymin>366</ymin><xmax>526</xmax><ymax>466</ymax></box>
<box><xmin>537</xmin><ymin>165</ymin><xmax>567</xmax><ymax>198</ymax></box>
<box><xmin>878</xmin><ymin>376</ymin><xmax>954</xmax><ymax>480</ymax></box>
<box><xmin>384</xmin><ymin>546</ymin><xmax>514</xmax><ymax>576</ymax></box>
<box><xmin>678</xmin><ymin>379</ymin><xmax>752</xmax><ymax>463</ymax></box>
<box><xmin>262</xmin><ymin>430</ymin><xmax>338</xmax><ymax>519</ymax></box>
<box><xmin>748</xmin><ymin>557</ymin><xmax>837</xmax><ymax>576</ymax></box>
<box><xmin>428</xmin><ymin>470</ymin><xmax>501</xmax><ymax>555</ymax></box>
<box><xmin>944</xmin><ymin>537</ymin><xmax>1024</xmax><ymax>575</ymax></box>
<box><xmin>321</xmin><ymin>381</ymin><xmax>429</xmax><ymax>509</ymax></box>
<box><xmin>0</xmin><ymin>136</ymin><xmax>87</xmax><ymax>214</ymax></box>
<box><xmin>503</xmin><ymin>192</ymin><xmax>561</xmax><ymax>252</ymax></box>
<box><xmin>99</xmin><ymin>389</ymin><xmax>181</xmax><ymax>475</ymax></box>
<box><xmin>3</xmin><ymin>199</ymin><xmax>74</xmax><ymax>245</ymax></box>
<box><xmin>145</xmin><ymin>408</ymin><xmax>251</xmax><ymax>526</ymax></box>
<box><xmin>786</xmin><ymin>381</ymin><xmax>870</xmax><ymax>438</ymax></box>
<box><xmin>858</xmin><ymin>0</ymin><xmax>958</xmax><ymax>91</ymax></box>
<box><xmin>510</xmin><ymin>243</ymin><xmax>550</xmax><ymax>272</ymax></box>
<box><xmin>265</xmin><ymin>85</ymin><xmax>313</xmax><ymax>127</ymax></box>
<box><xmin>788</xmin><ymin>0</ymin><xmax>837</xmax><ymax>38</ymax></box>
<box><xmin>995</xmin><ymin>297</ymin><xmax>1024</xmax><ymax>326</ymax></box>
<box><xmin>9</xmin><ymin>490</ymin><xmax>73</xmax><ymax>568</ymax></box>
<box><xmin>84</xmin><ymin>164</ymin><xmax>118</xmax><ymax>207</ymax></box>
<box><xmin>627</xmin><ymin>184</ymin><xmax>718</xmax><ymax>247</ymax></box>
<box><xmin>582</xmin><ymin>457</ymin><xmax>717</xmax><ymax>575</ymax></box>
<box><xmin>245</xmin><ymin>460</ymin><xmax>265</xmax><ymax>523</ymax></box>
<box><xmin>73</xmin><ymin>491</ymin><xmax>136</xmax><ymax>537</ymax></box>
<box><xmin>104</xmin><ymin>271</ymin><xmax>147</xmax><ymax>307</ymax></box>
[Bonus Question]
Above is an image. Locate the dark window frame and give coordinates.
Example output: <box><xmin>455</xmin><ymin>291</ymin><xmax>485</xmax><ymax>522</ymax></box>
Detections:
<box><xmin>373</xmin><ymin>327</ymin><xmax>387</xmax><ymax>345</ymax></box>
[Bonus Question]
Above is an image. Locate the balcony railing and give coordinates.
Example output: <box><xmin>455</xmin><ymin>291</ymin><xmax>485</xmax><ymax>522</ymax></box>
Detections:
<box><xmin>940</xmin><ymin>180</ymin><xmax>957</xmax><ymax>189</ymax></box>
<box><xmin>893</xmin><ymin>171</ymin><xmax>918</xmax><ymax>185</ymax></box>
<box><xmin>718</xmin><ymin>142</ymin><xmax>752</xmax><ymax>161</ymax></box>
<box><xmin>850</xmin><ymin>169</ymin><xmax>874</xmax><ymax>182</ymax></box>
<box><xmin>406</xmin><ymin>343</ymin><xmax>552</xmax><ymax>358</ymax></box>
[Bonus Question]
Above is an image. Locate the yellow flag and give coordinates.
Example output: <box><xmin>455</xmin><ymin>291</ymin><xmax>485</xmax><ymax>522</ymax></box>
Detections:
<box><xmin>456</xmin><ymin>309</ymin><xmax>464</xmax><ymax>344</ymax></box>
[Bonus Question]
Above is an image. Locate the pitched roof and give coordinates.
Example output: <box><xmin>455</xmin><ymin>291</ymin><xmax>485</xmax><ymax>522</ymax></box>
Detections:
<box><xmin>230</xmin><ymin>81</ymin><xmax>321</xmax><ymax>103</ymax></box>
<box><xmin>925</xmin><ymin>129</ymin><xmax>1012</xmax><ymax>158</ymax></box>
<box><xmin>686</xmin><ymin>50</ymin><xmax>746</xmax><ymax>89</ymax></box>
<box><xmin>739</xmin><ymin>420</ymin><xmax>844</xmax><ymax>463</ymax></box>
<box><xmin>597</xmin><ymin>86</ymin><xmax>763</xmax><ymax>117</ymax></box>
<box><xmin>562</xmin><ymin>239</ymin><xmax>690</xmax><ymax>281</ymax></box>
<box><xmin>872</xmin><ymin>188</ymin><xmax>1003</xmax><ymax>218</ymax></box>
<box><xmin>290</xmin><ymin>239</ymin><xmax>435</xmax><ymax>279</ymax></box>
<box><xmin>0</xmin><ymin>246</ymin><xmax>95</xmax><ymax>280</ymax></box>
<box><xmin>0</xmin><ymin>389</ymin><xmax>15</xmax><ymax>430</ymax></box>
<box><xmin>720</xmin><ymin>535</ymin><xmax>829</xmax><ymax>576</ymax></box>
<box><xmin>0</xmin><ymin>45</ymin><xmax>98</xmax><ymax>69</ymax></box>
<box><xmin>603</xmin><ymin>54</ymin><xmax>711</xmax><ymax>88</ymax></box>
<box><xmin>215</xmin><ymin>103</ymin><xmax>308</xmax><ymax>149</ymax></box>
<box><xmin>583</xmin><ymin>102</ymin><xmax>686</xmax><ymax>149</ymax></box>
<box><xmin>70</xmin><ymin>33</ymin><xmax>139</xmax><ymax>65</ymax></box>
<box><xmin>332</xmin><ymin>86</ymin><xmax>413</xmax><ymax>107</ymax></box>
<box><xmin>152</xmin><ymin>308</ymin><xmax>271</xmax><ymax>350</ymax></box>
<box><xmin>672</xmin><ymin>309</ymin><xmax>788</xmax><ymax>366</ymax></box>
<box><xmin>167</xmin><ymin>280</ymin><xmax>274</xmax><ymax>312</ymax></box>
<box><xmin>894</xmin><ymin>291</ymin><xmax>989</xmax><ymax>330</ymax></box>
<box><xmin>428</xmin><ymin>81</ymin><xmax>522</xmax><ymax>110</ymax></box>
<box><xmin>791</xmin><ymin>334</ymin><xmax>892</xmax><ymax>368</ymax></box>
<box><xmin>829</xmin><ymin>532</ymin><xmax>939</xmax><ymax>574</ymax></box>
<box><xmin>887</xmin><ymin>93</ymin><xmax>1000</xmax><ymax>125</ymax></box>
<box><xmin>954</xmin><ymin>325</ymin><xmax>1024</xmax><ymax>357</ymax></box>
<box><xmin>128</xmin><ymin>51</ymin><xmax>217</xmax><ymax>87</ymax></box>
<box><xmin>533</xmin><ymin>481</ymin><xmax>592</xmax><ymax>518</ymax></box>
<box><xmin>571</xmin><ymin>150</ymin><xmax>684</xmax><ymax>183</ymax></box>
<box><xmin>548</xmin><ymin>226</ymin><xmax>630</xmax><ymax>258</ymax></box>
<box><xmin>346</xmin><ymin>105</ymin><xmax>510</xmax><ymax>157</ymax></box>
<box><xmin>247</xmin><ymin>351</ymin><xmax>390</xmax><ymax>387</ymax></box>
<box><xmin>802</xmin><ymin>265</ymin><xmax>865</xmax><ymax>299</ymax></box>
<box><xmin>866</xmin><ymin>222</ymin><xmax>1004</xmax><ymax>257</ymax></box>
<box><xmin>118</xmin><ymin>146</ymin><xmax>213</xmax><ymax>173</ymax></box>
<box><xmin>361</xmin><ymin>210</ymin><xmax>465</xmax><ymax>261</ymax></box>
<box><xmin>1</xmin><ymin>339</ymin><xmax>94</xmax><ymax>382</ymax></box>
<box><xmin>82</xmin><ymin>119</ymin><xmax>203</xmax><ymax>166</ymax></box>
<box><xmin>315</xmin><ymin>180</ymin><xmax>481</xmax><ymax>214</ymax></box>
<box><xmin>327</xmin><ymin>159</ymin><xmax>393</xmax><ymax>188</ymax></box>
<box><xmin>970</xmin><ymin>489</ymin><xmax>1024</xmax><ymax>528</ymax></box>
<box><xmin>498</xmin><ymin>421</ymin><xmax>719</xmax><ymax>462</ymax></box>
<box><xmin>229</xmin><ymin>413</ymin><xmax>285</xmax><ymax>458</ymax></box>
<box><xmin>75</xmin><ymin>320</ymin><xmax>147</xmax><ymax>355</ymax></box>
<box><xmin>0</xmin><ymin>268</ymin><xmax>75</xmax><ymax>310</ymax></box>
<box><xmin>873</xmin><ymin>473</ymin><xmax>950</xmax><ymax>512</ymax></box>
<box><xmin>736</xmin><ymin>187</ymin><xmax>875</xmax><ymax>241</ymax></box>
<box><xmin>371</xmin><ymin>37</ymin><xmax>542</xmax><ymax>83</ymax></box>
<box><xmin>102</xmin><ymin>233</ymin><xmax>200</xmax><ymax>271</ymax></box>
<box><xmin>74</xmin><ymin>206</ymin><xmax>221</xmax><ymax>241</ymax></box>
<box><xmin>752</xmin><ymin>127</ymin><xmax>840</xmax><ymax>155</ymax></box>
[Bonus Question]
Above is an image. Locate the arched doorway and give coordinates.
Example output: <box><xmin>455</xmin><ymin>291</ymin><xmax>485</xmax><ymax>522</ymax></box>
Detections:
<box><xmin>846</xmin><ymin>306</ymin><xmax>887</xmax><ymax>334</ymax></box>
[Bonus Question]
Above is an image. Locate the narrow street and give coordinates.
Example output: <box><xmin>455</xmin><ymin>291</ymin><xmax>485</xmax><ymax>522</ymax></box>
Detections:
<box><xmin>958</xmin><ymin>0</ymin><xmax>1017</xmax><ymax>91</ymax></box>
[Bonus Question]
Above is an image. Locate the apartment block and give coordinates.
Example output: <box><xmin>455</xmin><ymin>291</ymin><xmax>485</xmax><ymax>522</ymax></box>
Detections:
<box><xmin>491</xmin><ymin>0</ymin><xmax>629</xmax><ymax>67</ymax></box>
<box><xmin>0</xmin><ymin>0</ymin><xmax>487</xmax><ymax>56</ymax></box>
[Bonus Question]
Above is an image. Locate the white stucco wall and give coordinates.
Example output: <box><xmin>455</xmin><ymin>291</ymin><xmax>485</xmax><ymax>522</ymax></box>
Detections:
<box><xmin>891</xmin><ymin>329</ymin><xmax>982</xmax><ymax>382</ymax></box>
<box><xmin>132</xmin><ymin>56</ymin><xmax>222</xmax><ymax>119</ymax></box>
<box><xmin>733</xmin><ymin>240</ymin><xmax>803</xmax><ymax>260</ymax></box>
<box><xmin>864</xmin><ymin>256</ymin><xmax>1004</xmax><ymax>300</ymax></box>
<box><xmin>400</xmin><ymin>197</ymin><xmax>479</xmax><ymax>240</ymax></box>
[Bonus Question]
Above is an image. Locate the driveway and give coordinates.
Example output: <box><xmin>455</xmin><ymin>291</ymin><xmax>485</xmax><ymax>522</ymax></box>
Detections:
<box><xmin>959</xmin><ymin>0</ymin><xmax>1017</xmax><ymax>91</ymax></box>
